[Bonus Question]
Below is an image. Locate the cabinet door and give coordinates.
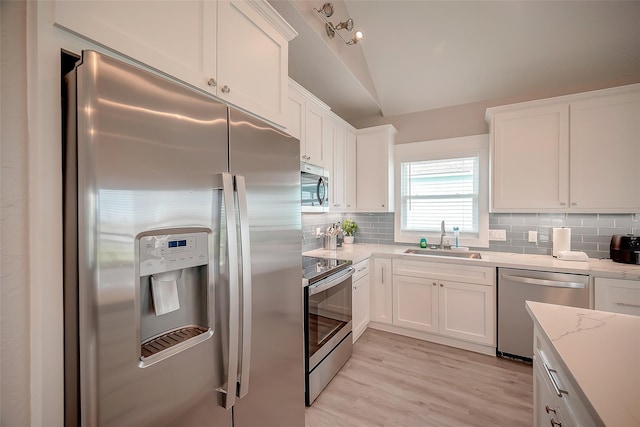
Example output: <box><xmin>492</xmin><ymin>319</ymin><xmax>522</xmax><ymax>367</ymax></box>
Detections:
<box><xmin>438</xmin><ymin>281</ymin><xmax>495</xmax><ymax>345</ymax></box>
<box><xmin>371</xmin><ymin>258</ymin><xmax>393</xmax><ymax>324</ymax></box>
<box><xmin>594</xmin><ymin>278</ymin><xmax>640</xmax><ymax>316</ymax></box>
<box><xmin>345</xmin><ymin>130</ymin><xmax>357</xmax><ymax>210</ymax></box>
<box><xmin>304</xmin><ymin>103</ymin><xmax>327</xmax><ymax>167</ymax></box>
<box><xmin>352</xmin><ymin>274</ymin><xmax>371</xmax><ymax>342</ymax></box>
<box><xmin>534</xmin><ymin>357</ymin><xmax>574</xmax><ymax>427</ymax></box>
<box><xmin>286</xmin><ymin>85</ymin><xmax>305</xmax><ymax>144</ymax></box>
<box><xmin>356</xmin><ymin>126</ymin><xmax>395</xmax><ymax>212</ymax></box>
<box><xmin>217</xmin><ymin>1</ymin><xmax>288</xmax><ymax>126</ymax></box>
<box><xmin>492</xmin><ymin>104</ymin><xmax>569</xmax><ymax>211</ymax></box>
<box><xmin>54</xmin><ymin>1</ymin><xmax>216</xmax><ymax>90</ymax></box>
<box><xmin>332</xmin><ymin>124</ymin><xmax>347</xmax><ymax>210</ymax></box>
<box><xmin>570</xmin><ymin>91</ymin><xmax>640</xmax><ymax>212</ymax></box>
<box><xmin>392</xmin><ymin>276</ymin><xmax>438</xmax><ymax>333</ymax></box>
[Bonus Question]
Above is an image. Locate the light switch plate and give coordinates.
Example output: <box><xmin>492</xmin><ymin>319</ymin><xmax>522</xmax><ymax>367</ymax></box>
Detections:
<box><xmin>528</xmin><ymin>231</ymin><xmax>538</xmax><ymax>243</ymax></box>
<box><xmin>489</xmin><ymin>229</ymin><xmax>507</xmax><ymax>241</ymax></box>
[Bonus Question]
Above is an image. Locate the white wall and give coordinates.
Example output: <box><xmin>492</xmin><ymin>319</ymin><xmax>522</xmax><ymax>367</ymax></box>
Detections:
<box><xmin>1</xmin><ymin>1</ymin><xmax>32</xmax><ymax>425</ymax></box>
<box><xmin>352</xmin><ymin>74</ymin><xmax>640</xmax><ymax>144</ymax></box>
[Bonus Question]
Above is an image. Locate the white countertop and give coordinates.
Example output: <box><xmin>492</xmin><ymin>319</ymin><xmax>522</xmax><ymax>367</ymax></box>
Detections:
<box><xmin>526</xmin><ymin>301</ymin><xmax>640</xmax><ymax>427</ymax></box>
<box><xmin>303</xmin><ymin>243</ymin><xmax>640</xmax><ymax>280</ymax></box>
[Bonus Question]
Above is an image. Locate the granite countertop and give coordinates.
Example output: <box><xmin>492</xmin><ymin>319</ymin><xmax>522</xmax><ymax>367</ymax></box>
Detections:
<box><xmin>526</xmin><ymin>301</ymin><xmax>640</xmax><ymax>427</ymax></box>
<box><xmin>303</xmin><ymin>243</ymin><xmax>640</xmax><ymax>280</ymax></box>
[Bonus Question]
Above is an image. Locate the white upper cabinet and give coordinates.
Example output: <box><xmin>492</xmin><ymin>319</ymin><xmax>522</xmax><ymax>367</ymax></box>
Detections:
<box><xmin>487</xmin><ymin>83</ymin><xmax>640</xmax><ymax>213</ymax></box>
<box><xmin>331</xmin><ymin>120</ymin><xmax>357</xmax><ymax>212</ymax></box>
<box><xmin>491</xmin><ymin>104</ymin><xmax>570</xmax><ymax>211</ymax></box>
<box><xmin>356</xmin><ymin>125</ymin><xmax>397</xmax><ymax>212</ymax></box>
<box><xmin>53</xmin><ymin>0</ymin><xmax>296</xmax><ymax>127</ymax></box>
<box><xmin>286</xmin><ymin>79</ymin><xmax>331</xmax><ymax>167</ymax></box>
<box><xmin>570</xmin><ymin>90</ymin><xmax>640</xmax><ymax>212</ymax></box>
<box><xmin>216</xmin><ymin>1</ymin><xmax>292</xmax><ymax>126</ymax></box>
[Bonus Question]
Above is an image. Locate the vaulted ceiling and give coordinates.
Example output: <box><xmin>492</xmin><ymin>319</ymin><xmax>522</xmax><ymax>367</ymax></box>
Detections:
<box><xmin>270</xmin><ymin>1</ymin><xmax>640</xmax><ymax>126</ymax></box>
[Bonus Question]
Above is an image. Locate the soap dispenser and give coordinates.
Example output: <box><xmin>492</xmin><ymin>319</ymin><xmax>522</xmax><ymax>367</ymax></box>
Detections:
<box><xmin>419</xmin><ymin>236</ymin><xmax>427</xmax><ymax>249</ymax></box>
<box><xmin>453</xmin><ymin>227</ymin><xmax>459</xmax><ymax>248</ymax></box>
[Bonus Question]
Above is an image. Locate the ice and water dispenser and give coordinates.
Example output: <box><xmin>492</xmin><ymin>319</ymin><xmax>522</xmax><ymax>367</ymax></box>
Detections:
<box><xmin>137</xmin><ymin>228</ymin><xmax>212</xmax><ymax>362</ymax></box>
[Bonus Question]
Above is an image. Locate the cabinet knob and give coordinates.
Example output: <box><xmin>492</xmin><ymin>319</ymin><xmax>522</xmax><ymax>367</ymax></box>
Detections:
<box><xmin>207</xmin><ymin>78</ymin><xmax>217</xmax><ymax>87</ymax></box>
<box><xmin>432</xmin><ymin>282</ymin><xmax>437</xmax><ymax>286</ymax></box>
<box><xmin>545</xmin><ymin>405</ymin><xmax>557</xmax><ymax>414</ymax></box>
<box><xmin>381</xmin><ymin>204</ymin><xmax>385</xmax><ymax>208</ymax></box>
<box><xmin>221</xmin><ymin>85</ymin><xmax>231</xmax><ymax>94</ymax></box>
<box><xmin>440</xmin><ymin>283</ymin><xmax>443</xmax><ymax>287</ymax></box>
<box><xmin>571</xmin><ymin>202</ymin><xmax>577</xmax><ymax>206</ymax></box>
<box><xmin>560</xmin><ymin>202</ymin><xmax>566</xmax><ymax>206</ymax></box>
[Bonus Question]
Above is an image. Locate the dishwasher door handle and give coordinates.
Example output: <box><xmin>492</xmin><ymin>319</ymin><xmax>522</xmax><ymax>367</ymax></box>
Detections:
<box><xmin>500</xmin><ymin>274</ymin><xmax>587</xmax><ymax>289</ymax></box>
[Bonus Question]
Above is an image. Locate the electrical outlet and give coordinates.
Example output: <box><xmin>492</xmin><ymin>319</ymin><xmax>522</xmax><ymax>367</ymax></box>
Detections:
<box><xmin>489</xmin><ymin>229</ymin><xmax>507</xmax><ymax>241</ymax></box>
<box><xmin>528</xmin><ymin>231</ymin><xmax>538</xmax><ymax>243</ymax></box>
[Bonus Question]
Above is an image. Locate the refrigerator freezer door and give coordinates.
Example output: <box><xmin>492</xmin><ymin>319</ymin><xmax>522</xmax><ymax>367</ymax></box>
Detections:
<box><xmin>66</xmin><ymin>50</ymin><xmax>232</xmax><ymax>426</ymax></box>
<box><xmin>228</xmin><ymin>109</ymin><xmax>305</xmax><ymax>426</ymax></box>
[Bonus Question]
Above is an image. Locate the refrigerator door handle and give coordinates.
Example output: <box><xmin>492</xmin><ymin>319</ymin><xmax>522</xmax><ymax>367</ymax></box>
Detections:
<box><xmin>235</xmin><ymin>175</ymin><xmax>252</xmax><ymax>398</ymax></box>
<box><xmin>221</xmin><ymin>172</ymin><xmax>240</xmax><ymax>409</ymax></box>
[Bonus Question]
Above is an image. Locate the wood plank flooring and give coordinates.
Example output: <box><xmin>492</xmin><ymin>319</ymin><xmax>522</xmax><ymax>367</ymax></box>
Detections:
<box><xmin>306</xmin><ymin>328</ymin><xmax>533</xmax><ymax>427</ymax></box>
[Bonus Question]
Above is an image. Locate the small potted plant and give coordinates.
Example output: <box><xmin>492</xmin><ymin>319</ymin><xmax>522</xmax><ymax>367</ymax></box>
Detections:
<box><xmin>341</xmin><ymin>218</ymin><xmax>358</xmax><ymax>244</ymax></box>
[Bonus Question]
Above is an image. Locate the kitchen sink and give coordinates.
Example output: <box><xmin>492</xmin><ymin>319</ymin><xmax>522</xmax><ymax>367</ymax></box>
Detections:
<box><xmin>404</xmin><ymin>249</ymin><xmax>482</xmax><ymax>259</ymax></box>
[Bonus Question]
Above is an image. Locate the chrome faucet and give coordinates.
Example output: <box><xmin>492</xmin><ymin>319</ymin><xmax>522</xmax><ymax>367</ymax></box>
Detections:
<box><xmin>440</xmin><ymin>220</ymin><xmax>446</xmax><ymax>249</ymax></box>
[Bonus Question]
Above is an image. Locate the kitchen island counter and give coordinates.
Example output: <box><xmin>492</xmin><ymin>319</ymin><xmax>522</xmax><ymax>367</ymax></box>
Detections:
<box><xmin>526</xmin><ymin>301</ymin><xmax>640</xmax><ymax>427</ymax></box>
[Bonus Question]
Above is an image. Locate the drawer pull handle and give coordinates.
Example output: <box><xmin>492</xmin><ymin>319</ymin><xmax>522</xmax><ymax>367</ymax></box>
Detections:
<box><xmin>545</xmin><ymin>405</ymin><xmax>557</xmax><ymax>414</ymax></box>
<box><xmin>616</xmin><ymin>302</ymin><xmax>640</xmax><ymax>309</ymax></box>
<box><xmin>543</xmin><ymin>362</ymin><xmax>568</xmax><ymax>397</ymax></box>
<box><xmin>550</xmin><ymin>418</ymin><xmax>562</xmax><ymax>426</ymax></box>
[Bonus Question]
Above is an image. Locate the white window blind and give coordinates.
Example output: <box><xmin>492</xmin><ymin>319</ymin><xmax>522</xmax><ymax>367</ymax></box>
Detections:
<box><xmin>400</xmin><ymin>156</ymin><xmax>479</xmax><ymax>233</ymax></box>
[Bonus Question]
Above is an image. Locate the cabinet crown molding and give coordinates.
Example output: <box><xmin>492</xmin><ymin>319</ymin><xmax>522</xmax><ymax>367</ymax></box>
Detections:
<box><xmin>246</xmin><ymin>0</ymin><xmax>298</xmax><ymax>41</ymax></box>
<box><xmin>485</xmin><ymin>82</ymin><xmax>640</xmax><ymax>122</ymax></box>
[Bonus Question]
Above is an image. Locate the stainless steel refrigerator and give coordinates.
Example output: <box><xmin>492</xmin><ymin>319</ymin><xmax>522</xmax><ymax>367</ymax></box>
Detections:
<box><xmin>63</xmin><ymin>50</ymin><xmax>304</xmax><ymax>427</ymax></box>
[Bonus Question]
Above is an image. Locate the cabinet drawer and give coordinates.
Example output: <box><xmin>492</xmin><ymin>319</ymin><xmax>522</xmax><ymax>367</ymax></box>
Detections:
<box><xmin>352</xmin><ymin>259</ymin><xmax>370</xmax><ymax>282</ymax></box>
<box><xmin>534</xmin><ymin>329</ymin><xmax>598</xmax><ymax>427</ymax></box>
<box><xmin>393</xmin><ymin>259</ymin><xmax>494</xmax><ymax>286</ymax></box>
<box><xmin>594</xmin><ymin>277</ymin><xmax>640</xmax><ymax>316</ymax></box>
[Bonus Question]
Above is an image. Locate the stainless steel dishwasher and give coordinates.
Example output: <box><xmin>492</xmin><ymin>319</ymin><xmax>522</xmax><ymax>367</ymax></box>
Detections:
<box><xmin>497</xmin><ymin>268</ymin><xmax>589</xmax><ymax>360</ymax></box>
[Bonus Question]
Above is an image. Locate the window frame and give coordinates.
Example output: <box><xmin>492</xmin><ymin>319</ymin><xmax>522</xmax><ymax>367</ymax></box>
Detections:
<box><xmin>394</xmin><ymin>134</ymin><xmax>490</xmax><ymax>248</ymax></box>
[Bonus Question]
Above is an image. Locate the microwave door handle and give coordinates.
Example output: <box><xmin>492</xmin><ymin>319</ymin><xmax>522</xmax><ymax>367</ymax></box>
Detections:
<box><xmin>220</xmin><ymin>173</ymin><xmax>240</xmax><ymax>409</ymax></box>
<box><xmin>317</xmin><ymin>177</ymin><xmax>327</xmax><ymax>206</ymax></box>
<box><xmin>235</xmin><ymin>175</ymin><xmax>252</xmax><ymax>399</ymax></box>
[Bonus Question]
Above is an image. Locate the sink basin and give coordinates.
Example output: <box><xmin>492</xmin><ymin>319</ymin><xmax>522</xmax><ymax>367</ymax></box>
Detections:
<box><xmin>404</xmin><ymin>249</ymin><xmax>482</xmax><ymax>259</ymax></box>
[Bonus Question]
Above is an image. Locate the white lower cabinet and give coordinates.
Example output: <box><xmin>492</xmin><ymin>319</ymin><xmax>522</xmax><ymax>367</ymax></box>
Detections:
<box><xmin>369</xmin><ymin>258</ymin><xmax>496</xmax><ymax>354</ymax></box>
<box><xmin>392</xmin><ymin>275</ymin><xmax>438</xmax><ymax>333</ymax></box>
<box><xmin>533</xmin><ymin>328</ymin><xmax>597</xmax><ymax>427</ymax></box>
<box><xmin>594</xmin><ymin>277</ymin><xmax>640</xmax><ymax>316</ymax></box>
<box><xmin>438</xmin><ymin>280</ymin><xmax>494</xmax><ymax>346</ymax></box>
<box><xmin>392</xmin><ymin>274</ymin><xmax>495</xmax><ymax>346</ymax></box>
<box><xmin>352</xmin><ymin>259</ymin><xmax>371</xmax><ymax>343</ymax></box>
<box><xmin>370</xmin><ymin>257</ymin><xmax>393</xmax><ymax>324</ymax></box>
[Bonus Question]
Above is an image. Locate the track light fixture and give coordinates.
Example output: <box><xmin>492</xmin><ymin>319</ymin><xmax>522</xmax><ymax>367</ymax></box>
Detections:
<box><xmin>314</xmin><ymin>2</ymin><xmax>364</xmax><ymax>46</ymax></box>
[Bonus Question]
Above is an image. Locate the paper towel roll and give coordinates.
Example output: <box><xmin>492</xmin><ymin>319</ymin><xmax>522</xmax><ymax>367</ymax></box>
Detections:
<box><xmin>552</xmin><ymin>227</ymin><xmax>571</xmax><ymax>257</ymax></box>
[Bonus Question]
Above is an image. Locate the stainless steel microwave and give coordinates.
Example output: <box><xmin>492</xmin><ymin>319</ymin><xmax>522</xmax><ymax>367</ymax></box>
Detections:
<box><xmin>301</xmin><ymin>163</ymin><xmax>329</xmax><ymax>212</ymax></box>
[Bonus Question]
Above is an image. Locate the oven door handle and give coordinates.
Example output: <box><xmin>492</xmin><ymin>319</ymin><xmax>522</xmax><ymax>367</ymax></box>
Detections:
<box><xmin>308</xmin><ymin>267</ymin><xmax>354</xmax><ymax>296</ymax></box>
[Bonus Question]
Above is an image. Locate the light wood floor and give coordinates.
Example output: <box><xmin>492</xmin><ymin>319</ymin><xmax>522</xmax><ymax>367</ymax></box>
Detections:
<box><xmin>306</xmin><ymin>328</ymin><xmax>533</xmax><ymax>427</ymax></box>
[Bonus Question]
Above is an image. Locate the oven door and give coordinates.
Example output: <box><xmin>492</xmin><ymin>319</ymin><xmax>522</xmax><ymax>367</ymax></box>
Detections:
<box><xmin>305</xmin><ymin>268</ymin><xmax>353</xmax><ymax>370</ymax></box>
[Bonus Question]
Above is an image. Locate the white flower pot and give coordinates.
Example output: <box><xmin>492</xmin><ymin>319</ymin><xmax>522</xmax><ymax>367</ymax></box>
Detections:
<box><xmin>344</xmin><ymin>235</ymin><xmax>354</xmax><ymax>244</ymax></box>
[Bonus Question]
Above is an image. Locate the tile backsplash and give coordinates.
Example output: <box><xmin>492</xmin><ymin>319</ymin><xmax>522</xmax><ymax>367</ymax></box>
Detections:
<box><xmin>302</xmin><ymin>212</ymin><xmax>640</xmax><ymax>259</ymax></box>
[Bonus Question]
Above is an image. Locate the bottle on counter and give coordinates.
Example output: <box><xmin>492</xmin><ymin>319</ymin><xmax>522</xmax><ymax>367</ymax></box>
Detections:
<box><xmin>453</xmin><ymin>227</ymin><xmax>459</xmax><ymax>248</ymax></box>
<box><xmin>420</xmin><ymin>236</ymin><xmax>427</xmax><ymax>248</ymax></box>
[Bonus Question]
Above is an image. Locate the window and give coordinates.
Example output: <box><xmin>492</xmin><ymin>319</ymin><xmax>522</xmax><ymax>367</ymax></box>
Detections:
<box><xmin>401</xmin><ymin>157</ymin><xmax>479</xmax><ymax>233</ymax></box>
<box><xmin>394</xmin><ymin>135</ymin><xmax>489</xmax><ymax>247</ymax></box>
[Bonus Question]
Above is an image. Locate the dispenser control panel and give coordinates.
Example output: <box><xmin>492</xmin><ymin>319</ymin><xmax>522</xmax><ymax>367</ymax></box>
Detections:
<box><xmin>139</xmin><ymin>230</ymin><xmax>209</xmax><ymax>276</ymax></box>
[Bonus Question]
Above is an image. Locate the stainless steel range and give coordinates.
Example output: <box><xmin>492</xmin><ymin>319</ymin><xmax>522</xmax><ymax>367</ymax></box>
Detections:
<box><xmin>302</xmin><ymin>256</ymin><xmax>354</xmax><ymax>405</ymax></box>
